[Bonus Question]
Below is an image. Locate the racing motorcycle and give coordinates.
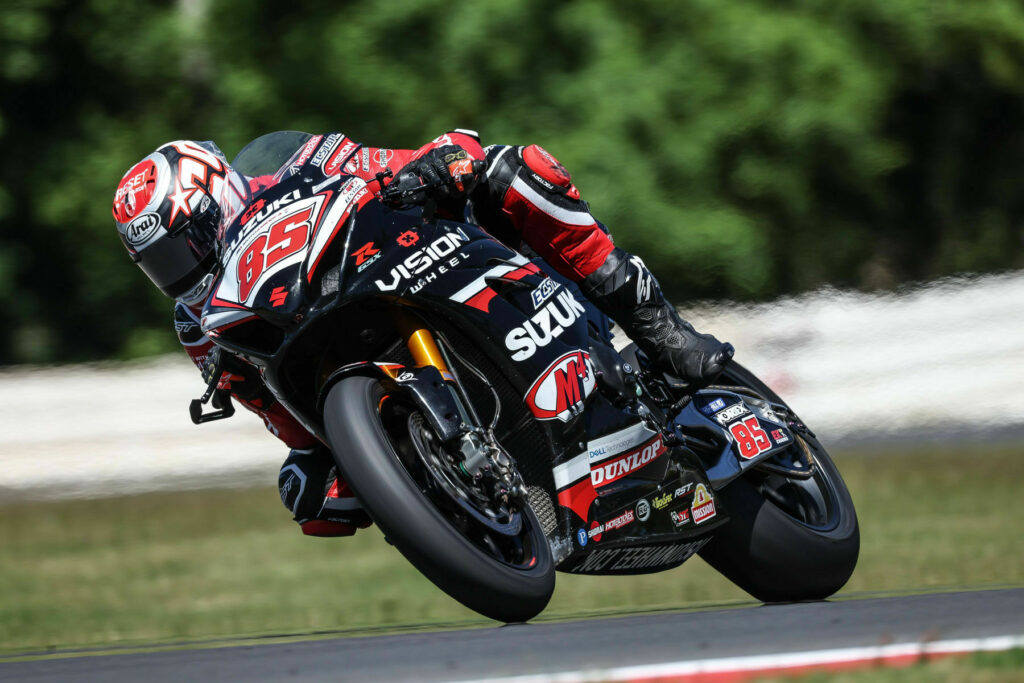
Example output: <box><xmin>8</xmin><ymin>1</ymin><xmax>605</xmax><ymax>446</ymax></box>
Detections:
<box><xmin>191</xmin><ymin>131</ymin><xmax>859</xmax><ymax>623</ymax></box>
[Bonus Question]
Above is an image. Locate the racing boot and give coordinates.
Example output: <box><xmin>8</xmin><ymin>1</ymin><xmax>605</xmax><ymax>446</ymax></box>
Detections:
<box><xmin>279</xmin><ymin>447</ymin><xmax>372</xmax><ymax>537</ymax></box>
<box><xmin>580</xmin><ymin>247</ymin><xmax>734</xmax><ymax>383</ymax></box>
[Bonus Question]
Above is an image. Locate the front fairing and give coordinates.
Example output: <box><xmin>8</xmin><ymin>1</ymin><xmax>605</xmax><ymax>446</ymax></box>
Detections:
<box><xmin>201</xmin><ymin>174</ymin><xmax>597</xmax><ymax>444</ymax></box>
<box><xmin>200</xmin><ymin>173</ymin><xmax>367</xmax><ymax>345</ymax></box>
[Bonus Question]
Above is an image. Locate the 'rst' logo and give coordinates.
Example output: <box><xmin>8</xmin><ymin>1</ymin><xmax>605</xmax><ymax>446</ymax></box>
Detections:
<box><xmin>505</xmin><ymin>290</ymin><xmax>586</xmax><ymax>361</ymax></box>
<box><xmin>524</xmin><ymin>350</ymin><xmax>596</xmax><ymax>422</ymax></box>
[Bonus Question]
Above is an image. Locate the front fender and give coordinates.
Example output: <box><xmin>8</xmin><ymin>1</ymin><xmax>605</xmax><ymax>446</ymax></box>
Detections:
<box><xmin>317</xmin><ymin>362</ymin><xmax>465</xmax><ymax>441</ymax></box>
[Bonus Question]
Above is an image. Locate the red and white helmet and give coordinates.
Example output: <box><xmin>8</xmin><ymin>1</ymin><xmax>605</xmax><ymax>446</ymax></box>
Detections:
<box><xmin>112</xmin><ymin>140</ymin><xmax>248</xmax><ymax>304</ymax></box>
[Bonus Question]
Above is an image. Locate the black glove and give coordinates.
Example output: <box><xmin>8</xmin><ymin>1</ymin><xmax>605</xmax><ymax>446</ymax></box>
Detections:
<box><xmin>200</xmin><ymin>346</ymin><xmax>268</xmax><ymax>402</ymax></box>
<box><xmin>199</xmin><ymin>346</ymin><xmax>226</xmax><ymax>387</ymax></box>
<box><xmin>391</xmin><ymin>145</ymin><xmax>486</xmax><ymax>203</ymax></box>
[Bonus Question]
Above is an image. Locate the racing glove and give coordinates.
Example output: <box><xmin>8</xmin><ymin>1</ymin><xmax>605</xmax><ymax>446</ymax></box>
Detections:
<box><xmin>390</xmin><ymin>145</ymin><xmax>486</xmax><ymax>204</ymax></box>
<box><xmin>199</xmin><ymin>346</ymin><xmax>270</xmax><ymax>403</ymax></box>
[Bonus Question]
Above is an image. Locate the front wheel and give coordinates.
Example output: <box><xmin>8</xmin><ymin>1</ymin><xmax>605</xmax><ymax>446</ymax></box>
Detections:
<box><xmin>698</xmin><ymin>362</ymin><xmax>860</xmax><ymax>602</ymax></box>
<box><xmin>323</xmin><ymin>375</ymin><xmax>554</xmax><ymax>622</ymax></box>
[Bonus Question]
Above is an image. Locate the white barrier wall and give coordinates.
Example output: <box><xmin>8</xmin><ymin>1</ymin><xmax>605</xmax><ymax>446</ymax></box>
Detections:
<box><xmin>688</xmin><ymin>271</ymin><xmax>1024</xmax><ymax>443</ymax></box>
<box><xmin>2</xmin><ymin>271</ymin><xmax>1022</xmax><ymax>500</ymax></box>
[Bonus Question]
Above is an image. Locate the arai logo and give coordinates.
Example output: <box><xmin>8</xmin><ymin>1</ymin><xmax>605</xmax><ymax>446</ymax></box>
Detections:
<box><xmin>124</xmin><ymin>212</ymin><xmax>161</xmax><ymax>246</ymax></box>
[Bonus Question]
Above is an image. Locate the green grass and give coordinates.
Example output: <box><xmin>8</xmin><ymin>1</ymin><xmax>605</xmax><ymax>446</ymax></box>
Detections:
<box><xmin>756</xmin><ymin>648</ymin><xmax>1024</xmax><ymax>682</ymax></box>
<box><xmin>1</xmin><ymin>445</ymin><xmax>1022</xmax><ymax>653</ymax></box>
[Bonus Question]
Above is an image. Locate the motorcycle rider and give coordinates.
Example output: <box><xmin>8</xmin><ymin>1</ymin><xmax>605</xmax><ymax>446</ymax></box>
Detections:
<box><xmin>112</xmin><ymin>130</ymin><xmax>734</xmax><ymax>537</ymax></box>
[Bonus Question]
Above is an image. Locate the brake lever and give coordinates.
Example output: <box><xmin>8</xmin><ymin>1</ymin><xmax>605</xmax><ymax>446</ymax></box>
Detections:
<box><xmin>372</xmin><ymin>168</ymin><xmax>393</xmax><ymax>191</ymax></box>
<box><xmin>189</xmin><ymin>388</ymin><xmax>236</xmax><ymax>424</ymax></box>
<box><xmin>189</xmin><ymin>356</ymin><xmax>236</xmax><ymax>424</ymax></box>
<box><xmin>380</xmin><ymin>171</ymin><xmax>448</xmax><ymax>206</ymax></box>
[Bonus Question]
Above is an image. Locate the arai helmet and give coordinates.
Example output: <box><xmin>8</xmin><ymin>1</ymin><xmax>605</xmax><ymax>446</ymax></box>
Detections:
<box><xmin>112</xmin><ymin>140</ymin><xmax>247</xmax><ymax>304</ymax></box>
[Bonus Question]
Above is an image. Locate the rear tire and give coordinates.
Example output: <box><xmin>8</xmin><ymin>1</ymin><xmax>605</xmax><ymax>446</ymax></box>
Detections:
<box><xmin>323</xmin><ymin>375</ymin><xmax>554</xmax><ymax>622</ymax></box>
<box><xmin>698</xmin><ymin>362</ymin><xmax>860</xmax><ymax>602</ymax></box>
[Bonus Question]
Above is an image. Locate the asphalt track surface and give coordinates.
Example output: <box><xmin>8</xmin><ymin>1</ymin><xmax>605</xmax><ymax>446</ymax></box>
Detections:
<box><xmin>3</xmin><ymin>588</ymin><xmax>1022</xmax><ymax>682</ymax></box>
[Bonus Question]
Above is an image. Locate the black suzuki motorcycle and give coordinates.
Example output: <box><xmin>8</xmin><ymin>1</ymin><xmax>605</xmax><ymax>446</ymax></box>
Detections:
<box><xmin>192</xmin><ymin>131</ymin><xmax>859</xmax><ymax>623</ymax></box>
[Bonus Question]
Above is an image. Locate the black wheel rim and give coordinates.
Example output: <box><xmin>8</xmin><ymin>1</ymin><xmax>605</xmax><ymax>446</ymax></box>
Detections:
<box><xmin>378</xmin><ymin>395</ymin><xmax>541</xmax><ymax>570</ymax></box>
<box><xmin>753</xmin><ymin>436</ymin><xmax>843</xmax><ymax>532</ymax></box>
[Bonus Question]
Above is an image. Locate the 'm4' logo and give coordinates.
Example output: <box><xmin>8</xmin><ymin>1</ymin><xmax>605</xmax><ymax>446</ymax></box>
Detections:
<box><xmin>524</xmin><ymin>351</ymin><xmax>596</xmax><ymax>422</ymax></box>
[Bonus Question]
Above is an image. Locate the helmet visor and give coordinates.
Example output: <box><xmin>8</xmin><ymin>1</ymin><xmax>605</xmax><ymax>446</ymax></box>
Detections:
<box><xmin>127</xmin><ymin>204</ymin><xmax>219</xmax><ymax>299</ymax></box>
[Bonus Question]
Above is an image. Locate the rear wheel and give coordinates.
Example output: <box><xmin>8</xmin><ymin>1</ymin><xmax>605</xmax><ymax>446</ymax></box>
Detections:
<box><xmin>698</xmin><ymin>362</ymin><xmax>860</xmax><ymax>602</ymax></box>
<box><xmin>323</xmin><ymin>375</ymin><xmax>554</xmax><ymax>622</ymax></box>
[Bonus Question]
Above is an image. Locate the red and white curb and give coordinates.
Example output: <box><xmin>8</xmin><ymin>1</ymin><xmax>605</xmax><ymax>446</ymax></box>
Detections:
<box><xmin>460</xmin><ymin>633</ymin><xmax>1024</xmax><ymax>683</ymax></box>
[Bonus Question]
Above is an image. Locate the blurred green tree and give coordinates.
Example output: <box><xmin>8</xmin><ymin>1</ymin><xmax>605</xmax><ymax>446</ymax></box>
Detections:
<box><xmin>1</xmin><ymin>0</ymin><xmax>1022</xmax><ymax>363</ymax></box>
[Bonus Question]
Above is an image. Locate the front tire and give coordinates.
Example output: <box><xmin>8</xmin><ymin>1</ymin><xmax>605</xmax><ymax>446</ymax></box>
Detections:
<box><xmin>698</xmin><ymin>362</ymin><xmax>860</xmax><ymax>602</ymax></box>
<box><xmin>323</xmin><ymin>375</ymin><xmax>554</xmax><ymax>622</ymax></box>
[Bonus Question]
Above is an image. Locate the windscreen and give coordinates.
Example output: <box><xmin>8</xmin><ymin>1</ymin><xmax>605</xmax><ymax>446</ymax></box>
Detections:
<box><xmin>231</xmin><ymin>131</ymin><xmax>314</xmax><ymax>177</ymax></box>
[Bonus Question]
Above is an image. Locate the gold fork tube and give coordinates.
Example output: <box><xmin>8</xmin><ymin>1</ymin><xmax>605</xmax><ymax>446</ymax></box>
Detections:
<box><xmin>396</xmin><ymin>311</ymin><xmax>452</xmax><ymax>378</ymax></box>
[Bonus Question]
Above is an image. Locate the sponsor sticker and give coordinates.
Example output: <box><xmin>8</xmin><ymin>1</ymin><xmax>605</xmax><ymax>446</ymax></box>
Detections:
<box><xmin>588</xmin><ymin>520</ymin><xmax>603</xmax><ymax>542</ymax></box>
<box><xmin>674</xmin><ymin>482</ymin><xmax>694</xmax><ymax>498</ymax></box>
<box><xmin>590</xmin><ymin>436</ymin><xmax>665</xmax><ymax>487</ymax></box>
<box><xmin>124</xmin><ymin>212</ymin><xmax>161</xmax><ymax>246</ymax></box>
<box><xmin>530</xmin><ymin>277</ymin><xmax>558</xmax><ymax>309</ymax></box>
<box><xmin>691</xmin><ymin>483</ymin><xmax>717</xmax><ymax>525</ymax></box>
<box><xmin>351</xmin><ymin>242</ymin><xmax>381</xmax><ymax>272</ymax></box>
<box><xmin>652</xmin><ymin>492</ymin><xmax>672</xmax><ymax>510</ymax></box>
<box><xmin>636</xmin><ymin>499</ymin><xmax>651</xmax><ymax>522</ymax></box>
<box><xmin>294</xmin><ymin>135</ymin><xmax>324</xmax><ymax>167</ymax></box>
<box><xmin>604</xmin><ymin>509</ymin><xmax>635</xmax><ymax>531</ymax></box>
<box><xmin>701</xmin><ymin>397</ymin><xmax>726</xmax><ymax>415</ymax></box>
<box><xmin>114</xmin><ymin>158</ymin><xmax>159</xmax><ymax>221</ymax></box>
<box><xmin>238</xmin><ymin>190</ymin><xmax>301</xmax><ymax>228</ymax></box>
<box><xmin>523</xmin><ymin>350</ymin><xmax>596</xmax><ymax>423</ymax></box>
<box><xmin>670</xmin><ymin>509</ymin><xmax>691</xmax><ymax>527</ymax></box>
<box><xmin>324</xmin><ymin>140</ymin><xmax>358</xmax><ymax>175</ymax></box>
<box><xmin>504</xmin><ymin>290</ymin><xmax>587</xmax><ymax>361</ymax></box>
<box><xmin>715</xmin><ymin>402</ymin><xmax>750</xmax><ymax>425</ymax></box>
<box><xmin>373</xmin><ymin>148</ymin><xmax>394</xmax><ymax>168</ymax></box>
<box><xmin>269</xmin><ymin>286</ymin><xmax>288</xmax><ymax>308</ymax></box>
<box><xmin>576</xmin><ymin>528</ymin><xmax>588</xmax><ymax>547</ymax></box>
<box><xmin>570</xmin><ymin>540</ymin><xmax>708</xmax><ymax>573</ymax></box>
<box><xmin>311</xmin><ymin>133</ymin><xmax>343</xmax><ymax>168</ymax></box>
<box><xmin>374</xmin><ymin>229</ymin><xmax>470</xmax><ymax>292</ymax></box>
<box><xmin>396</xmin><ymin>231</ymin><xmax>419</xmax><ymax>247</ymax></box>
<box><xmin>771</xmin><ymin>428</ymin><xmax>790</xmax><ymax>444</ymax></box>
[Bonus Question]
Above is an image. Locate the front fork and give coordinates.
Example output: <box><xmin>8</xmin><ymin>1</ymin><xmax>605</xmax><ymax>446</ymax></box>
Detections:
<box><xmin>396</xmin><ymin>310</ymin><xmax>479</xmax><ymax>430</ymax></box>
<box><xmin>393</xmin><ymin>310</ymin><xmax>526</xmax><ymax>501</ymax></box>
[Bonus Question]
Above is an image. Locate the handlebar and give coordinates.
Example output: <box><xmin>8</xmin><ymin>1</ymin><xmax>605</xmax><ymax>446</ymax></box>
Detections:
<box><xmin>378</xmin><ymin>160</ymin><xmax>488</xmax><ymax>207</ymax></box>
